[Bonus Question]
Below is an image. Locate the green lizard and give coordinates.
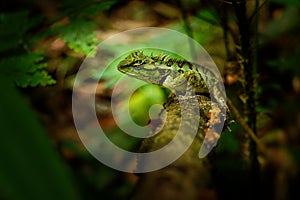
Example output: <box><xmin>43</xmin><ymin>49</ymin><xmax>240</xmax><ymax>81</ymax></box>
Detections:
<box><xmin>118</xmin><ymin>51</ymin><xmax>227</xmax><ymax>105</ymax></box>
<box><xmin>117</xmin><ymin>50</ymin><xmax>229</xmax><ymax>157</ymax></box>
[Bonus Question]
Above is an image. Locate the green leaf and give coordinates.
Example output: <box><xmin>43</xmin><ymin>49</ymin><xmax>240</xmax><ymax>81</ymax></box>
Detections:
<box><xmin>0</xmin><ymin>53</ymin><xmax>56</xmax><ymax>87</ymax></box>
<box><xmin>0</xmin><ymin>77</ymin><xmax>79</xmax><ymax>200</ymax></box>
<box><xmin>52</xmin><ymin>1</ymin><xmax>117</xmax><ymax>56</ymax></box>
<box><xmin>59</xmin><ymin>19</ymin><xmax>97</xmax><ymax>56</ymax></box>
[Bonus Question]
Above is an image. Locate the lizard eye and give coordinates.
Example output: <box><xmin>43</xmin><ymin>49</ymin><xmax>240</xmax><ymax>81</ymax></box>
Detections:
<box><xmin>166</xmin><ymin>60</ymin><xmax>173</xmax><ymax>66</ymax></box>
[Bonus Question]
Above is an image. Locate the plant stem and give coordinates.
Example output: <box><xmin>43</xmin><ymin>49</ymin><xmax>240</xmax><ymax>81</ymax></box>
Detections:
<box><xmin>227</xmin><ymin>99</ymin><xmax>266</xmax><ymax>154</ymax></box>
<box><xmin>253</xmin><ymin>0</ymin><xmax>260</xmax><ymax>76</ymax></box>
<box><xmin>231</xmin><ymin>0</ymin><xmax>260</xmax><ymax>198</ymax></box>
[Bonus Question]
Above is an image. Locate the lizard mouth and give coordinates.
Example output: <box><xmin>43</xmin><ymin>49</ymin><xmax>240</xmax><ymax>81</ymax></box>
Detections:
<box><xmin>117</xmin><ymin>64</ymin><xmax>131</xmax><ymax>73</ymax></box>
<box><xmin>125</xmin><ymin>72</ymin><xmax>137</xmax><ymax>77</ymax></box>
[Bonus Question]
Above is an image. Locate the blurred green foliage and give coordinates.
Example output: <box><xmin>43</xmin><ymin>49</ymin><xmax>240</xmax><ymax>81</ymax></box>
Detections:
<box><xmin>0</xmin><ymin>77</ymin><xmax>79</xmax><ymax>200</ymax></box>
<box><xmin>0</xmin><ymin>1</ymin><xmax>116</xmax><ymax>87</ymax></box>
<box><xmin>0</xmin><ymin>52</ymin><xmax>55</xmax><ymax>87</ymax></box>
<box><xmin>59</xmin><ymin>19</ymin><xmax>97</xmax><ymax>56</ymax></box>
<box><xmin>267</xmin><ymin>47</ymin><xmax>300</xmax><ymax>75</ymax></box>
<box><xmin>0</xmin><ymin>11</ymin><xmax>55</xmax><ymax>87</ymax></box>
<box><xmin>0</xmin><ymin>1</ymin><xmax>117</xmax><ymax>200</ymax></box>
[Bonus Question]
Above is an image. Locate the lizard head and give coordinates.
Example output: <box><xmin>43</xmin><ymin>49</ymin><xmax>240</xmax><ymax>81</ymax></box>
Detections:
<box><xmin>117</xmin><ymin>51</ymin><xmax>172</xmax><ymax>85</ymax></box>
<box><xmin>118</xmin><ymin>51</ymin><xmax>149</xmax><ymax>72</ymax></box>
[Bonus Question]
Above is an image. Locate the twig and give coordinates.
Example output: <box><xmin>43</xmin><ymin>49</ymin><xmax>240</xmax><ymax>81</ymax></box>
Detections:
<box><xmin>248</xmin><ymin>0</ymin><xmax>267</xmax><ymax>22</ymax></box>
<box><xmin>227</xmin><ymin>98</ymin><xmax>267</xmax><ymax>154</ymax></box>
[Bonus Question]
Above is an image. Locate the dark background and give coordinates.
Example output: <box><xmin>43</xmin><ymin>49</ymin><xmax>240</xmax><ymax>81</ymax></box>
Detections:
<box><xmin>0</xmin><ymin>0</ymin><xmax>300</xmax><ymax>199</ymax></box>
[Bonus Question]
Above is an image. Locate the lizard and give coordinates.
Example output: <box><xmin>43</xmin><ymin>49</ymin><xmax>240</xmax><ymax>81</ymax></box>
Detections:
<box><xmin>118</xmin><ymin>51</ymin><xmax>228</xmax><ymax>107</ymax></box>
<box><xmin>117</xmin><ymin>50</ymin><xmax>231</xmax><ymax>199</ymax></box>
<box><xmin>117</xmin><ymin>50</ymin><xmax>230</xmax><ymax>150</ymax></box>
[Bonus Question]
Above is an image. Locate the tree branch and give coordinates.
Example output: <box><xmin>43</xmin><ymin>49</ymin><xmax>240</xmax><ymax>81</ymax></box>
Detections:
<box><xmin>231</xmin><ymin>0</ymin><xmax>260</xmax><ymax>197</ymax></box>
